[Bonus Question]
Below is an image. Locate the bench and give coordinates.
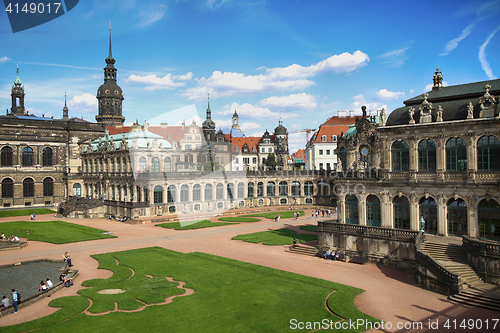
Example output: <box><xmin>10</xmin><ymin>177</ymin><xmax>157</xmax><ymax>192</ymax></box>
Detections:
<box><xmin>349</xmin><ymin>255</ymin><xmax>368</xmax><ymax>265</ymax></box>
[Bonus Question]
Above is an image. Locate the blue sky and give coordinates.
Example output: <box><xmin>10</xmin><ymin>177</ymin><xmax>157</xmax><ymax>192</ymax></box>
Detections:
<box><xmin>1</xmin><ymin>0</ymin><xmax>499</xmax><ymax>152</ymax></box>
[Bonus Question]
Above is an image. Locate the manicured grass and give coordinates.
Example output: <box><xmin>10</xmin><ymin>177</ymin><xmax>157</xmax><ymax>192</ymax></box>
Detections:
<box><xmin>232</xmin><ymin>228</ymin><xmax>317</xmax><ymax>245</ymax></box>
<box><xmin>218</xmin><ymin>216</ymin><xmax>261</xmax><ymax>222</ymax></box>
<box><xmin>299</xmin><ymin>225</ymin><xmax>318</xmax><ymax>232</ymax></box>
<box><xmin>243</xmin><ymin>210</ymin><xmax>304</xmax><ymax>219</ymax></box>
<box><xmin>2</xmin><ymin>247</ymin><xmax>378</xmax><ymax>333</ymax></box>
<box><xmin>0</xmin><ymin>221</ymin><xmax>117</xmax><ymax>244</ymax></box>
<box><xmin>0</xmin><ymin>208</ymin><xmax>55</xmax><ymax>218</ymax></box>
<box><xmin>156</xmin><ymin>219</ymin><xmax>236</xmax><ymax>230</ymax></box>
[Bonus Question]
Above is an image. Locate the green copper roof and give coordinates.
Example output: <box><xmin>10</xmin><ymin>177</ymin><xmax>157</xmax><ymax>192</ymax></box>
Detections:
<box><xmin>14</xmin><ymin>67</ymin><xmax>22</xmax><ymax>86</ymax></box>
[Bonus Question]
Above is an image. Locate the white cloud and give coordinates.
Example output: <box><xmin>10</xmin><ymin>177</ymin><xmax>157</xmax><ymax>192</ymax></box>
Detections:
<box><xmin>126</xmin><ymin>72</ymin><xmax>193</xmax><ymax>90</ymax></box>
<box><xmin>378</xmin><ymin>46</ymin><xmax>410</xmax><ymax>68</ymax></box>
<box><xmin>217</xmin><ymin>102</ymin><xmax>299</xmax><ymax>121</ymax></box>
<box><xmin>479</xmin><ymin>25</ymin><xmax>500</xmax><ymax>80</ymax></box>
<box><xmin>0</xmin><ymin>57</ymin><xmax>10</xmax><ymax>63</ymax></box>
<box><xmin>241</xmin><ymin>122</ymin><xmax>260</xmax><ymax>131</ymax></box>
<box><xmin>348</xmin><ymin>94</ymin><xmax>387</xmax><ymax>114</ymax></box>
<box><xmin>174</xmin><ymin>115</ymin><xmax>204</xmax><ymax>126</ymax></box>
<box><xmin>184</xmin><ymin>51</ymin><xmax>369</xmax><ymax>100</ymax></box>
<box><xmin>375</xmin><ymin>89</ymin><xmax>405</xmax><ymax>101</ymax></box>
<box><xmin>138</xmin><ymin>3</ymin><xmax>167</xmax><ymax>26</ymax></box>
<box><xmin>67</xmin><ymin>93</ymin><xmax>97</xmax><ymax>114</ymax></box>
<box><xmin>207</xmin><ymin>0</ymin><xmax>228</xmax><ymax>7</ymax></box>
<box><xmin>440</xmin><ymin>23</ymin><xmax>475</xmax><ymax>56</ymax></box>
<box><xmin>259</xmin><ymin>93</ymin><xmax>317</xmax><ymax>110</ymax></box>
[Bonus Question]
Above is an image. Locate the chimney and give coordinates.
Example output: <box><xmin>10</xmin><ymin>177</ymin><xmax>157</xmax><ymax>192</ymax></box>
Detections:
<box><xmin>349</xmin><ymin>110</ymin><xmax>354</xmax><ymax>117</ymax></box>
<box><xmin>160</xmin><ymin>123</ymin><xmax>168</xmax><ymax>128</ymax></box>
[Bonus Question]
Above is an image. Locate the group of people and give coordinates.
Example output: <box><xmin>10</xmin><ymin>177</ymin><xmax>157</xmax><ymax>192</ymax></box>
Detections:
<box><xmin>1</xmin><ymin>232</ymin><xmax>19</xmax><ymax>242</ymax></box>
<box><xmin>30</xmin><ymin>212</ymin><xmax>36</xmax><ymax>220</ymax></box>
<box><xmin>310</xmin><ymin>209</ymin><xmax>332</xmax><ymax>219</ymax></box>
<box><xmin>1</xmin><ymin>289</ymin><xmax>19</xmax><ymax>313</ymax></box>
<box><xmin>60</xmin><ymin>272</ymin><xmax>74</xmax><ymax>287</ymax></box>
<box><xmin>274</xmin><ymin>214</ymin><xmax>281</xmax><ymax>222</ymax></box>
<box><xmin>323</xmin><ymin>249</ymin><xmax>340</xmax><ymax>261</ymax></box>
<box><xmin>39</xmin><ymin>278</ymin><xmax>54</xmax><ymax>292</ymax></box>
<box><xmin>107</xmin><ymin>215</ymin><xmax>128</xmax><ymax>222</ymax></box>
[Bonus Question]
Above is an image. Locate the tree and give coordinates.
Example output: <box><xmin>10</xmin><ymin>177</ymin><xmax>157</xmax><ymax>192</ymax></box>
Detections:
<box><xmin>201</xmin><ymin>161</ymin><xmax>221</xmax><ymax>172</ymax></box>
<box><xmin>265</xmin><ymin>153</ymin><xmax>277</xmax><ymax>171</ymax></box>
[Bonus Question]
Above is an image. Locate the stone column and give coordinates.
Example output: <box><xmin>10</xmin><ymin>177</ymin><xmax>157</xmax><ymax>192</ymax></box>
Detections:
<box><xmin>358</xmin><ymin>195</ymin><xmax>367</xmax><ymax>226</ymax></box>
<box><xmin>436</xmin><ymin>193</ymin><xmax>446</xmax><ymax>236</ymax></box>
<box><xmin>337</xmin><ymin>194</ymin><xmax>345</xmax><ymax>223</ymax></box>
<box><xmin>467</xmin><ymin>194</ymin><xmax>477</xmax><ymax>238</ymax></box>
<box><xmin>410</xmin><ymin>192</ymin><xmax>419</xmax><ymax>231</ymax></box>
<box><xmin>435</xmin><ymin>136</ymin><xmax>445</xmax><ymax>181</ymax></box>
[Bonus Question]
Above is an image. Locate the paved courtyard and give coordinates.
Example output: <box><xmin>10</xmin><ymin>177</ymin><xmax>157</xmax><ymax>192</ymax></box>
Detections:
<box><xmin>0</xmin><ymin>209</ymin><xmax>497</xmax><ymax>332</ymax></box>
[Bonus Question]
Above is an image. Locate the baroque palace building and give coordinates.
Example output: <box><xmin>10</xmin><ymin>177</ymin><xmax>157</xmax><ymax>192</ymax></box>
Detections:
<box><xmin>330</xmin><ymin>69</ymin><xmax>500</xmax><ymax>241</ymax></box>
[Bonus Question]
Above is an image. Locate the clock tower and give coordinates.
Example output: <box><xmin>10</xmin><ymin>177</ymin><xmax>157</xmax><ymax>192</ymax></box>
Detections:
<box><xmin>96</xmin><ymin>24</ymin><xmax>125</xmax><ymax>126</ymax></box>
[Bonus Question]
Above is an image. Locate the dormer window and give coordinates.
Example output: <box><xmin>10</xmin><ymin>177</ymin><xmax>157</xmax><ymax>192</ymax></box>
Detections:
<box><xmin>322</xmin><ymin>135</ymin><xmax>327</xmax><ymax>142</ymax></box>
<box><xmin>332</xmin><ymin>135</ymin><xmax>337</xmax><ymax>142</ymax></box>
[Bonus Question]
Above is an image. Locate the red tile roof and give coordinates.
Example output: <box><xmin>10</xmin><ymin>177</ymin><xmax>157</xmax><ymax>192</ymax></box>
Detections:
<box><xmin>310</xmin><ymin>116</ymin><xmax>356</xmax><ymax>143</ymax></box>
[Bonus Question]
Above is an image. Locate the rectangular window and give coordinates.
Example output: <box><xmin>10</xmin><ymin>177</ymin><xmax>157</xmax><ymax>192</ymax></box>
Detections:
<box><xmin>319</xmin><ymin>163</ymin><xmax>323</xmax><ymax>169</ymax></box>
<box><xmin>326</xmin><ymin>163</ymin><xmax>331</xmax><ymax>169</ymax></box>
<box><xmin>220</xmin><ymin>157</ymin><xmax>224</xmax><ymax>164</ymax></box>
<box><xmin>185</xmin><ymin>144</ymin><xmax>192</xmax><ymax>150</ymax></box>
<box><xmin>326</xmin><ymin>150</ymin><xmax>330</xmax><ymax>155</ymax></box>
<box><xmin>268</xmin><ymin>148</ymin><xmax>272</xmax><ymax>152</ymax></box>
<box><xmin>319</xmin><ymin>150</ymin><xmax>323</xmax><ymax>155</ymax></box>
<box><xmin>234</xmin><ymin>158</ymin><xmax>239</xmax><ymax>164</ymax></box>
<box><xmin>253</xmin><ymin>157</ymin><xmax>257</xmax><ymax>164</ymax></box>
<box><xmin>243</xmin><ymin>158</ymin><xmax>250</xmax><ymax>164</ymax></box>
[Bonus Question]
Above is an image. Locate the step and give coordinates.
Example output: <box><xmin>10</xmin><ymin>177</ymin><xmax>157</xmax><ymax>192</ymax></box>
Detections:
<box><xmin>449</xmin><ymin>294</ymin><xmax>500</xmax><ymax>312</ymax></box>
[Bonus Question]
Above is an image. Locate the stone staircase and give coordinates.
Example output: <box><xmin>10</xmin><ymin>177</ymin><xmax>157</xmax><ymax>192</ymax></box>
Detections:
<box><xmin>421</xmin><ymin>241</ymin><xmax>500</xmax><ymax>312</ymax></box>
<box><xmin>420</xmin><ymin>242</ymin><xmax>484</xmax><ymax>288</ymax></box>
<box><xmin>286</xmin><ymin>244</ymin><xmax>317</xmax><ymax>257</ymax></box>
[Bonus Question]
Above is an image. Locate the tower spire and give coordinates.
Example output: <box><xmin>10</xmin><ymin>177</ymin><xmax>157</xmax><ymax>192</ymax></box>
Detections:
<box><xmin>62</xmin><ymin>92</ymin><xmax>69</xmax><ymax>120</ymax></box>
<box><xmin>108</xmin><ymin>21</ymin><xmax>112</xmax><ymax>58</ymax></box>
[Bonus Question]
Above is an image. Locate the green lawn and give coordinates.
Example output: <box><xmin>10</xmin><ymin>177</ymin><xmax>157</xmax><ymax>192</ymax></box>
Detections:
<box><xmin>156</xmin><ymin>219</ymin><xmax>236</xmax><ymax>230</ymax></box>
<box><xmin>232</xmin><ymin>228</ymin><xmax>317</xmax><ymax>245</ymax></box>
<box><xmin>0</xmin><ymin>208</ymin><xmax>55</xmax><ymax>218</ymax></box>
<box><xmin>0</xmin><ymin>221</ymin><xmax>116</xmax><ymax>244</ymax></box>
<box><xmin>243</xmin><ymin>210</ymin><xmax>304</xmax><ymax>219</ymax></box>
<box><xmin>218</xmin><ymin>216</ymin><xmax>261</xmax><ymax>222</ymax></box>
<box><xmin>2</xmin><ymin>247</ymin><xmax>379</xmax><ymax>333</ymax></box>
<box><xmin>299</xmin><ymin>225</ymin><xmax>318</xmax><ymax>232</ymax></box>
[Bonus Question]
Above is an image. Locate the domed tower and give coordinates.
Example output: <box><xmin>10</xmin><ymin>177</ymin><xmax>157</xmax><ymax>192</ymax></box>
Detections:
<box><xmin>10</xmin><ymin>66</ymin><xmax>25</xmax><ymax>116</ymax></box>
<box><xmin>274</xmin><ymin>115</ymin><xmax>289</xmax><ymax>169</ymax></box>
<box><xmin>96</xmin><ymin>24</ymin><xmax>124</xmax><ymax>126</ymax></box>
<box><xmin>202</xmin><ymin>96</ymin><xmax>216</xmax><ymax>143</ymax></box>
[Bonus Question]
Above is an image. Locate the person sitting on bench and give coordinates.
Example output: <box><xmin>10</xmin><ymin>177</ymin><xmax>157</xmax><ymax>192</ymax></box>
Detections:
<box><xmin>323</xmin><ymin>249</ymin><xmax>331</xmax><ymax>260</ymax></box>
<box><xmin>63</xmin><ymin>252</ymin><xmax>73</xmax><ymax>267</ymax></box>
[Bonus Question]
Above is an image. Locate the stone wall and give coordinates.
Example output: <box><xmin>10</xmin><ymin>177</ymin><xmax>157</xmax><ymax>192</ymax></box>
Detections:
<box><xmin>463</xmin><ymin>236</ymin><xmax>500</xmax><ymax>285</ymax></box>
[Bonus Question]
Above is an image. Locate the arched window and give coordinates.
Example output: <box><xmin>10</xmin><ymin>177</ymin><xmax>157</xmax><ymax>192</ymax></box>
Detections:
<box><xmin>164</xmin><ymin>157</ymin><xmax>171</xmax><ymax>172</ymax></box>
<box><xmin>291</xmin><ymin>181</ymin><xmax>300</xmax><ymax>196</ymax></box>
<box><xmin>478</xmin><ymin>199</ymin><xmax>500</xmax><ymax>240</ymax></box>
<box><xmin>332</xmin><ymin>135</ymin><xmax>337</xmax><ymax>142</ymax></box>
<box><xmin>205</xmin><ymin>184</ymin><xmax>213</xmax><ymax>201</ymax></box>
<box><xmin>447</xmin><ymin>198</ymin><xmax>467</xmax><ymax>236</ymax></box>
<box><xmin>167</xmin><ymin>185</ymin><xmax>176</xmax><ymax>203</ymax></box>
<box><xmin>216</xmin><ymin>183</ymin><xmax>224</xmax><ymax>200</ymax></box>
<box><xmin>2</xmin><ymin>178</ymin><xmax>13</xmax><ymax>198</ymax></box>
<box><xmin>446</xmin><ymin>137</ymin><xmax>467</xmax><ymax>171</ymax></box>
<box><xmin>257</xmin><ymin>182</ymin><xmax>264</xmax><ymax>197</ymax></box>
<box><xmin>418</xmin><ymin>139</ymin><xmax>436</xmax><ymax>171</ymax></box>
<box><xmin>393</xmin><ymin>196</ymin><xmax>410</xmax><ymax>230</ymax></box>
<box><xmin>139</xmin><ymin>157</ymin><xmax>146</xmax><ymax>172</ymax></box>
<box><xmin>366</xmin><ymin>195</ymin><xmax>381</xmax><ymax>227</ymax></box>
<box><xmin>359</xmin><ymin>145</ymin><xmax>370</xmax><ymax>168</ymax></box>
<box><xmin>279</xmin><ymin>181</ymin><xmax>288</xmax><ymax>196</ymax></box>
<box><xmin>154</xmin><ymin>185</ymin><xmax>163</xmax><ymax>204</ymax></box>
<box><xmin>180</xmin><ymin>185</ymin><xmax>189</xmax><ymax>202</ymax></box>
<box><xmin>94</xmin><ymin>160</ymin><xmax>98</xmax><ymax>173</ymax></box>
<box><xmin>339</xmin><ymin>148</ymin><xmax>346</xmax><ymax>171</ymax></box>
<box><xmin>23</xmin><ymin>178</ymin><xmax>34</xmax><ymax>197</ymax></box>
<box><xmin>116</xmin><ymin>158</ymin><xmax>121</xmax><ymax>173</ymax></box>
<box><xmin>1</xmin><ymin>147</ymin><xmax>13</xmax><ymax>167</ymax></box>
<box><xmin>72</xmin><ymin>183</ymin><xmax>81</xmax><ymax>197</ymax></box>
<box><xmin>317</xmin><ymin>181</ymin><xmax>328</xmax><ymax>196</ymax></box>
<box><xmin>266</xmin><ymin>182</ymin><xmax>275</xmax><ymax>197</ymax></box>
<box><xmin>304</xmin><ymin>181</ymin><xmax>313</xmax><ymax>196</ymax></box>
<box><xmin>42</xmin><ymin>147</ymin><xmax>53</xmax><ymax>166</ymax></box>
<box><xmin>151</xmin><ymin>157</ymin><xmax>160</xmax><ymax>172</ymax></box>
<box><xmin>22</xmin><ymin>147</ymin><xmax>34</xmax><ymax>166</ymax></box>
<box><xmin>477</xmin><ymin>135</ymin><xmax>500</xmax><ymax>171</ymax></box>
<box><xmin>123</xmin><ymin>157</ymin><xmax>128</xmax><ymax>172</ymax></box>
<box><xmin>43</xmin><ymin>177</ymin><xmax>54</xmax><ymax>196</ymax></box>
<box><xmin>227</xmin><ymin>183</ymin><xmax>234</xmax><ymax>200</ymax></box>
<box><xmin>345</xmin><ymin>195</ymin><xmax>359</xmax><ymax>225</ymax></box>
<box><xmin>322</xmin><ymin>135</ymin><xmax>327</xmax><ymax>142</ymax></box>
<box><xmin>419</xmin><ymin>197</ymin><xmax>437</xmax><ymax>234</ymax></box>
<box><xmin>193</xmin><ymin>184</ymin><xmax>201</xmax><ymax>201</ymax></box>
<box><xmin>110</xmin><ymin>158</ymin><xmax>115</xmax><ymax>173</ymax></box>
<box><xmin>237</xmin><ymin>182</ymin><xmax>245</xmax><ymax>198</ymax></box>
<box><xmin>247</xmin><ymin>182</ymin><xmax>254</xmax><ymax>198</ymax></box>
<box><xmin>391</xmin><ymin>141</ymin><xmax>409</xmax><ymax>171</ymax></box>
<box><xmin>104</xmin><ymin>159</ymin><xmax>108</xmax><ymax>172</ymax></box>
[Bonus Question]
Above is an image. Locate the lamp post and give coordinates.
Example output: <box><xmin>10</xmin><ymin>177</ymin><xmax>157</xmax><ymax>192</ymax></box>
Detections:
<box><xmin>420</xmin><ymin>216</ymin><xmax>425</xmax><ymax>232</ymax></box>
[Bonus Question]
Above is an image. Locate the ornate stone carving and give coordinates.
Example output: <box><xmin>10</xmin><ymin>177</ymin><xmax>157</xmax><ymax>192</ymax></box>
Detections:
<box><xmin>433</xmin><ymin>68</ymin><xmax>443</xmax><ymax>89</ymax></box>
<box><xmin>379</xmin><ymin>108</ymin><xmax>386</xmax><ymax>126</ymax></box>
<box><xmin>467</xmin><ymin>102</ymin><xmax>474</xmax><ymax>119</ymax></box>
<box><xmin>436</xmin><ymin>105</ymin><xmax>443</xmax><ymax>122</ymax></box>
<box><xmin>408</xmin><ymin>107</ymin><xmax>415</xmax><ymax>124</ymax></box>
<box><xmin>419</xmin><ymin>93</ymin><xmax>433</xmax><ymax>123</ymax></box>
<box><xmin>479</xmin><ymin>84</ymin><xmax>497</xmax><ymax>118</ymax></box>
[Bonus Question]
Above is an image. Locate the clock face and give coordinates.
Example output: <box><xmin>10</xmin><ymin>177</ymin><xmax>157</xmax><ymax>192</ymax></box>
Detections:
<box><xmin>361</xmin><ymin>148</ymin><xmax>369</xmax><ymax>156</ymax></box>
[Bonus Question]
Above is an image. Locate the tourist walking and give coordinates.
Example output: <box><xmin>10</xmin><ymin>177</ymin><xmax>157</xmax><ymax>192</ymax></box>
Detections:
<box><xmin>11</xmin><ymin>289</ymin><xmax>18</xmax><ymax>313</ymax></box>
